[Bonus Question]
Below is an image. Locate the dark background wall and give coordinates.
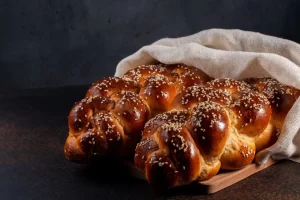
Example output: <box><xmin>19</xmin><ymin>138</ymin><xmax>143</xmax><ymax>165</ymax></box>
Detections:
<box><xmin>1</xmin><ymin>0</ymin><xmax>300</xmax><ymax>89</ymax></box>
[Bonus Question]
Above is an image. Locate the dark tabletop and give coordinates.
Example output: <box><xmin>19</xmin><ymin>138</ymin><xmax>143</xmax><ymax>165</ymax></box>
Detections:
<box><xmin>0</xmin><ymin>86</ymin><xmax>300</xmax><ymax>200</ymax></box>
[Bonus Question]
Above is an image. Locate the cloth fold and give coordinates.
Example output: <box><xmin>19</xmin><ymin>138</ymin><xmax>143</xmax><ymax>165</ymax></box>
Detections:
<box><xmin>115</xmin><ymin>29</ymin><xmax>300</xmax><ymax>164</ymax></box>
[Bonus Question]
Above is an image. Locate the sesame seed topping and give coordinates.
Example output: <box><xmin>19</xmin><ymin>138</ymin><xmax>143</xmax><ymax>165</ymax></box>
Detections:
<box><xmin>181</xmin><ymin>85</ymin><xmax>232</xmax><ymax>106</ymax></box>
<box><xmin>122</xmin><ymin>64</ymin><xmax>170</xmax><ymax>84</ymax></box>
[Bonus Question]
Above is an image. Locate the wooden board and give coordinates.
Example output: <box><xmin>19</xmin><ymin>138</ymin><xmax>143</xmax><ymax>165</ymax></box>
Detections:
<box><xmin>124</xmin><ymin>158</ymin><xmax>276</xmax><ymax>194</ymax></box>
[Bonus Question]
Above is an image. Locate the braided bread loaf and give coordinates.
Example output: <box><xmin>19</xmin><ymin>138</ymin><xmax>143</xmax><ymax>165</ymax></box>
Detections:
<box><xmin>245</xmin><ymin>78</ymin><xmax>300</xmax><ymax>151</ymax></box>
<box><xmin>134</xmin><ymin>78</ymin><xmax>300</xmax><ymax>189</ymax></box>
<box><xmin>64</xmin><ymin>64</ymin><xmax>211</xmax><ymax>163</ymax></box>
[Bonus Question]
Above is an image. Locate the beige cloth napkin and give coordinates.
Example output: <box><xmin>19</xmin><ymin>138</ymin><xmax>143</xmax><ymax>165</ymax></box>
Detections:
<box><xmin>115</xmin><ymin>29</ymin><xmax>300</xmax><ymax>165</ymax></box>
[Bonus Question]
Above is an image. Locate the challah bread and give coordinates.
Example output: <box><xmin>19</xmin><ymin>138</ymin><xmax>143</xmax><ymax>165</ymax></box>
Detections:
<box><xmin>85</xmin><ymin>77</ymin><xmax>139</xmax><ymax>98</ymax></box>
<box><xmin>134</xmin><ymin>78</ymin><xmax>299</xmax><ymax>189</ymax></box>
<box><xmin>245</xmin><ymin>78</ymin><xmax>300</xmax><ymax>151</ymax></box>
<box><xmin>65</xmin><ymin>91</ymin><xmax>150</xmax><ymax>163</ymax></box>
<box><xmin>64</xmin><ymin>64</ymin><xmax>211</xmax><ymax>163</ymax></box>
<box><xmin>122</xmin><ymin>64</ymin><xmax>212</xmax><ymax>116</ymax></box>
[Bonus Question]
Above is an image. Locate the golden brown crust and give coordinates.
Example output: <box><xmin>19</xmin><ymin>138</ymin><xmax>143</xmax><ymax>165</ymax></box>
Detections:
<box><xmin>135</xmin><ymin>101</ymin><xmax>230</xmax><ymax>188</ymax></box>
<box><xmin>245</xmin><ymin>78</ymin><xmax>300</xmax><ymax>121</ymax></box>
<box><xmin>166</xmin><ymin>64</ymin><xmax>212</xmax><ymax>90</ymax></box>
<box><xmin>68</xmin><ymin>96</ymin><xmax>115</xmax><ymax>135</ymax></box>
<box><xmin>135</xmin><ymin>78</ymin><xmax>282</xmax><ymax>188</ymax></box>
<box><xmin>206</xmin><ymin>78</ymin><xmax>252</xmax><ymax>96</ymax></box>
<box><xmin>172</xmin><ymin>85</ymin><xmax>232</xmax><ymax>110</ymax></box>
<box><xmin>245</xmin><ymin>77</ymin><xmax>300</xmax><ymax>151</ymax></box>
<box><xmin>65</xmin><ymin>92</ymin><xmax>150</xmax><ymax>163</ymax></box>
<box><xmin>135</xmin><ymin>119</ymin><xmax>202</xmax><ymax>189</ymax></box>
<box><xmin>254</xmin><ymin>123</ymin><xmax>279</xmax><ymax>152</ymax></box>
<box><xmin>139</xmin><ymin>74</ymin><xmax>177</xmax><ymax>116</ymax></box>
<box><xmin>65</xmin><ymin>62</ymin><xmax>300</xmax><ymax>189</ymax></box>
<box><xmin>65</xmin><ymin>63</ymin><xmax>210</xmax><ymax>163</ymax></box>
<box><xmin>122</xmin><ymin>64</ymin><xmax>177</xmax><ymax>86</ymax></box>
<box><xmin>220</xmin><ymin>135</ymin><xmax>256</xmax><ymax>170</ymax></box>
<box><xmin>143</xmin><ymin>110</ymin><xmax>189</xmax><ymax>138</ymax></box>
<box><xmin>109</xmin><ymin>91</ymin><xmax>150</xmax><ymax>135</ymax></box>
<box><xmin>186</xmin><ymin>102</ymin><xmax>230</xmax><ymax>157</ymax></box>
<box><xmin>230</xmin><ymin>91</ymin><xmax>272</xmax><ymax>137</ymax></box>
<box><xmin>86</xmin><ymin>77</ymin><xmax>139</xmax><ymax>98</ymax></box>
<box><xmin>64</xmin><ymin>135</ymin><xmax>88</xmax><ymax>163</ymax></box>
